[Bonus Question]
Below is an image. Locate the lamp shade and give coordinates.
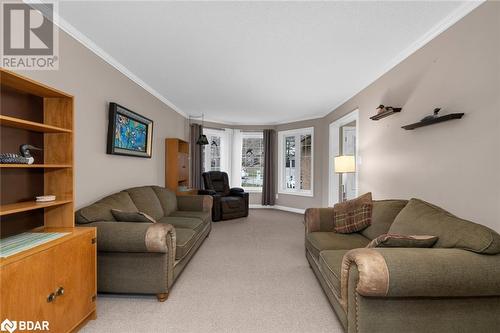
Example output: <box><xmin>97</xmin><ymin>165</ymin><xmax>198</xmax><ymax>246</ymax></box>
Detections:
<box><xmin>334</xmin><ymin>155</ymin><xmax>356</xmax><ymax>173</ymax></box>
<box><xmin>196</xmin><ymin>134</ymin><xmax>209</xmax><ymax>145</ymax></box>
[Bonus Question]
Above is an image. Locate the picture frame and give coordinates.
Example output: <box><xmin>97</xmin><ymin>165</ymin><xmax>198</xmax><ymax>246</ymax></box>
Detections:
<box><xmin>106</xmin><ymin>102</ymin><xmax>153</xmax><ymax>158</ymax></box>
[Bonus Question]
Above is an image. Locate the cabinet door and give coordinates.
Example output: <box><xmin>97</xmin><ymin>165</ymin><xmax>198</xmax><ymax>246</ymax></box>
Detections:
<box><xmin>0</xmin><ymin>250</ymin><xmax>55</xmax><ymax>326</ymax></box>
<box><xmin>52</xmin><ymin>230</ymin><xmax>96</xmax><ymax>332</ymax></box>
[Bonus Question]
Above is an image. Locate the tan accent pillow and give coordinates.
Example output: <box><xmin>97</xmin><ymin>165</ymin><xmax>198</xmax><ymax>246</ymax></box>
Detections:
<box><xmin>366</xmin><ymin>234</ymin><xmax>438</xmax><ymax>248</ymax></box>
<box><xmin>333</xmin><ymin>192</ymin><xmax>373</xmax><ymax>234</ymax></box>
<box><xmin>111</xmin><ymin>209</ymin><xmax>156</xmax><ymax>223</ymax></box>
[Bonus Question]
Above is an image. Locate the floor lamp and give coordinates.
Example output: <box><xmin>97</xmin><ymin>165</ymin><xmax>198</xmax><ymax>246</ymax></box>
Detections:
<box><xmin>334</xmin><ymin>155</ymin><xmax>356</xmax><ymax>202</ymax></box>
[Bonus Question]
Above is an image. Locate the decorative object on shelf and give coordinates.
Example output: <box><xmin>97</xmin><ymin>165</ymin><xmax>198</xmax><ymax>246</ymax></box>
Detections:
<box><xmin>0</xmin><ymin>144</ymin><xmax>42</xmax><ymax>164</ymax></box>
<box><xmin>334</xmin><ymin>155</ymin><xmax>356</xmax><ymax>202</ymax></box>
<box><xmin>402</xmin><ymin>108</ymin><xmax>465</xmax><ymax>130</ymax></box>
<box><xmin>370</xmin><ymin>105</ymin><xmax>402</xmax><ymax>121</ymax></box>
<box><xmin>107</xmin><ymin>102</ymin><xmax>153</xmax><ymax>158</ymax></box>
<box><xmin>421</xmin><ymin>108</ymin><xmax>441</xmax><ymax>121</ymax></box>
<box><xmin>35</xmin><ymin>195</ymin><xmax>56</xmax><ymax>203</ymax></box>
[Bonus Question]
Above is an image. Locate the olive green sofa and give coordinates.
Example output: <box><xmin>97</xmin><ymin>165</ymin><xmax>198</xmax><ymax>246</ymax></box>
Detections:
<box><xmin>305</xmin><ymin>198</ymin><xmax>500</xmax><ymax>333</ymax></box>
<box><xmin>76</xmin><ymin>186</ymin><xmax>212</xmax><ymax>301</ymax></box>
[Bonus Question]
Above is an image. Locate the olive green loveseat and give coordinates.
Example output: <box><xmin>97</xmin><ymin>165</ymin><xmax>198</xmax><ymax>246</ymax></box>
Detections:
<box><xmin>76</xmin><ymin>186</ymin><xmax>212</xmax><ymax>301</ymax></box>
<box><xmin>305</xmin><ymin>198</ymin><xmax>500</xmax><ymax>333</ymax></box>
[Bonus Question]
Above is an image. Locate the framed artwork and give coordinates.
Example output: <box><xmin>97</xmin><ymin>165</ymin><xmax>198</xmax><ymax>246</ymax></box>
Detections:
<box><xmin>106</xmin><ymin>102</ymin><xmax>153</xmax><ymax>158</ymax></box>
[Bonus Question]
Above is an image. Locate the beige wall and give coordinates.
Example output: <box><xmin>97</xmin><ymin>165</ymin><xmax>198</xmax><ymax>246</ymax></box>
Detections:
<box><xmin>321</xmin><ymin>2</ymin><xmax>500</xmax><ymax>231</ymax></box>
<box><xmin>17</xmin><ymin>32</ymin><xmax>188</xmax><ymax>208</ymax></box>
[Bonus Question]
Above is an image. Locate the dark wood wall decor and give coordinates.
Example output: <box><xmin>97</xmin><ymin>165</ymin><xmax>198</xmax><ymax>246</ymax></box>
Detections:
<box><xmin>370</xmin><ymin>105</ymin><xmax>402</xmax><ymax>121</ymax></box>
<box><xmin>402</xmin><ymin>113</ymin><xmax>464</xmax><ymax>130</ymax></box>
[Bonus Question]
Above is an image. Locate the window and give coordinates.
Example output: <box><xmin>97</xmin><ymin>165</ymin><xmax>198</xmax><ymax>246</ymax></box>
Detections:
<box><xmin>202</xmin><ymin>128</ymin><xmax>225</xmax><ymax>173</ymax></box>
<box><xmin>240</xmin><ymin>132</ymin><xmax>264</xmax><ymax>191</ymax></box>
<box><xmin>278</xmin><ymin>127</ymin><xmax>314</xmax><ymax>196</ymax></box>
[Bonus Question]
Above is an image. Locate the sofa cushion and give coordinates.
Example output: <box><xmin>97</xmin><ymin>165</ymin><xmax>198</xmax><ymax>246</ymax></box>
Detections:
<box><xmin>168</xmin><ymin>210</ymin><xmax>211</xmax><ymax>225</ymax></box>
<box><xmin>76</xmin><ymin>192</ymin><xmax>137</xmax><ymax>223</ymax></box>
<box><xmin>361</xmin><ymin>200</ymin><xmax>408</xmax><ymax>240</ymax></box>
<box><xmin>111</xmin><ymin>209</ymin><xmax>156</xmax><ymax>223</ymax></box>
<box><xmin>319</xmin><ymin>250</ymin><xmax>348</xmax><ymax>298</ymax></box>
<box><xmin>366</xmin><ymin>234</ymin><xmax>438</xmax><ymax>248</ymax></box>
<box><xmin>389</xmin><ymin>198</ymin><xmax>500</xmax><ymax>254</ymax></box>
<box><xmin>306</xmin><ymin>232</ymin><xmax>370</xmax><ymax>259</ymax></box>
<box><xmin>159</xmin><ymin>216</ymin><xmax>205</xmax><ymax>233</ymax></box>
<box><xmin>333</xmin><ymin>192</ymin><xmax>373</xmax><ymax>234</ymax></box>
<box><xmin>152</xmin><ymin>186</ymin><xmax>177</xmax><ymax>216</ymax></box>
<box><xmin>125</xmin><ymin>186</ymin><xmax>165</xmax><ymax>220</ymax></box>
<box><xmin>174</xmin><ymin>228</ymin><xmax>197</xmax><ymax>260</ymax></box>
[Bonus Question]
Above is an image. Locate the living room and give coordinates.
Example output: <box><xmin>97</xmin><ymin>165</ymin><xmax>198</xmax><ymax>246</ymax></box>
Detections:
<box><xmin>0</xmin><ymin>1</ymin><xmax>499</xmax><ymax>332</ymax></box>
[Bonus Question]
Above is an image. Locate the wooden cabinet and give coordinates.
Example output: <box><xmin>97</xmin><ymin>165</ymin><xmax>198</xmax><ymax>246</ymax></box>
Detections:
<box><xmin>166</xmin><ymin>138</ymin><xmax>195</xmax><ymax>195</ymax></box>
<box><xmin>0</xmin><ymin>228</ymin><xmax>96</xmax><ymax>332</ymax></box>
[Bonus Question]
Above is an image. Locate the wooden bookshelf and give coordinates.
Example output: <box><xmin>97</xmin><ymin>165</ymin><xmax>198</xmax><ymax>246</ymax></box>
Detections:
<box><xmin>0</xmin><ymin>68</ymin><xmax>96</xmax><ymax>332</ymax></box>
<box><xmin>165</xmin><ymin>138</ymin><xmax>194</xmax><ymax>194</ymax></box>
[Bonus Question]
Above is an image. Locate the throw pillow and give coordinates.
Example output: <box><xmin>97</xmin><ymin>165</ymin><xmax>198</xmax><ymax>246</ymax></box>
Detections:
<box><xmin>111</xmin><ymin>209</ymin><xmax>156</xmax><ymax>223</ymax></box>
<box><xmin>333</xmin><ymin>192</ymin><xmax>373</xmax><ymax>234</ymax></box>
<box><xmin>366</xmin><ymin>233</ymin><xmax>438</xmax><ymax>248</ymax></box>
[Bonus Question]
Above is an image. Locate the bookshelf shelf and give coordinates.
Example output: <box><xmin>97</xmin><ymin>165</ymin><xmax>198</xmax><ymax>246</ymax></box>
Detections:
<box><xmin>0</xmin><ymin>164</ymin><xmax>72</xmax><ymax>168</ymax></box>
<box><xmin>0</xmin><ymin>199</ymin><xmax>73</xmax><ymax>216</ymax></box>
<box><xmin>0</xmin><ymin>115</ymin><xmax>72</xmax><ymax>133</ymax></box>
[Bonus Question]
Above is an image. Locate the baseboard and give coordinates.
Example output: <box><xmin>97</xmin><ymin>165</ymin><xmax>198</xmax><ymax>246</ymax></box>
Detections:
<box><xmin>249</xmin><ymin>204</ymin><xmax>305</xmax><ymax>214</ymax></box>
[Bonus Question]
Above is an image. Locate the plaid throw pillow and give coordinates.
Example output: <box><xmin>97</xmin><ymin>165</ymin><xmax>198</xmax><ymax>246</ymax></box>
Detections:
<box><xmin>333</xmin><ymin>192</ymin><xmax>373</xmax><ymax>234</ymax></box>
<box><xmin>366</xmin><ymin>234</ymin><xmax>438</xmax><ymax>248</ymax></box>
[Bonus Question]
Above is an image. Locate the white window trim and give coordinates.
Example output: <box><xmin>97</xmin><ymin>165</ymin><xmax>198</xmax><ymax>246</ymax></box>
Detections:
<box><xmin>277</xmin><ymin>127</ymin><xmax>314</xmax><ymax>197</ymax></box>
<box><xmin>240</xmin><ymin>131</ymin><xmax>264</xmax><ymax>193</ymax></box>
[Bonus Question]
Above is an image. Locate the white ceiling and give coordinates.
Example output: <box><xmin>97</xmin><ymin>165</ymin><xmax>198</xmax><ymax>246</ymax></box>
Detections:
<box><xmin>57</xmin><ymin>1</ymin><xmax>478</xmax><ymax>125</ymax></box>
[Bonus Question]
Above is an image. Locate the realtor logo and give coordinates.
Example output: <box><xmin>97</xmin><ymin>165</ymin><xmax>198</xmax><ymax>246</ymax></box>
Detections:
<box><xmin>0</xmin><ymin>319</ymin><xmax>17</xmax><ymax>333</ymax></box>
<box><xmin>0</xmin><ymin>319</ymin><xmax>49</xmax><ymax>332</ymax></box>
<box><xmin>1</xmin><ymin>1</ymin><xmax>59</xmax><ymax>69</ymax></box>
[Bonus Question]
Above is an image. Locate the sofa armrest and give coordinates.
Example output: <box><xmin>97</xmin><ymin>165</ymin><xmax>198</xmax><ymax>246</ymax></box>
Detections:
<box><xmin>85</xmin><ymin>221</ymin><xmax>176</xmax><ymax>254</ymax></box>
<box><xmin>230</xmin><ymin>187</ymin><xmax>244</xmax><ymax>194</ymax></box>
<box><xmin>230</xmin><ymin>190</ymin><xmax>249</xmax><ymax>199</ymax></box>
<box><xmin>177</xmin><ymin>195</ymin><xmax>213</xmax><ymax>212</ymax></box>
<box><xmin>340</xmin><ymin>248</ymin><xmax>500</xmax><ymax>310</ymax></box>
<box><xmin>304</xmin><ymin>207</ymin><xmax>335</xmax><ymax>233</ymax></box>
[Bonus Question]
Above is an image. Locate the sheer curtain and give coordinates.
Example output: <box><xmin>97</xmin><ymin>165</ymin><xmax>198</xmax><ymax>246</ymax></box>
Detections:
<box><xmin>262</xmin><ymin>129</ymin><xmax>276</xmax><ymax>206</ymax></box>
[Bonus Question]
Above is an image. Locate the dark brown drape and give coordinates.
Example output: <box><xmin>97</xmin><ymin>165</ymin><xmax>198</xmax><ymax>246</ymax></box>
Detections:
<box><xmin>262</xmin><ymin>129</ymin><xmax>276</xmax><ymax>206</ymax></box>
<box><xmin>190</xmin><ymin>124</ymin><xmax>203</xmax><ymax>189</ymax></box>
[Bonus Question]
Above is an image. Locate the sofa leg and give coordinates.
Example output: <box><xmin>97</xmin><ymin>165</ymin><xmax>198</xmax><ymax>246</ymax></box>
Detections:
<box><xmin>156</xmin><ymin>293</ymin><xmax>168</xmax><ymax>302</ymax></box>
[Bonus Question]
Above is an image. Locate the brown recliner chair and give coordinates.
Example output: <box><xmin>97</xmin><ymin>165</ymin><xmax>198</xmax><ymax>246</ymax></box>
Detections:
<box><xmin>199</xmin><ymin>171</ymin><xmax>249</xmax><ymax>221</ymax></box>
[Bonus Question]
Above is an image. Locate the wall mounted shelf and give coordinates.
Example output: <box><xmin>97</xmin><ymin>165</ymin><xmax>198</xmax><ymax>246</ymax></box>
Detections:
<box><xmin>402</xmin><ymin>113</ymin><xmax>464</xmax><ymax>130</ymax></box>
<box><xmin>370</xmin><ymin>107</ymin><xmax>402</xmax><ymax>120</ymax></box>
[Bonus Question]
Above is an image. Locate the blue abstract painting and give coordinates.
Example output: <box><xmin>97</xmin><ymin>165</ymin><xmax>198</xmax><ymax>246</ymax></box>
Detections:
<box><xmin>114</xmin><ymin>114</ymin><xmax>147</xmax><ymax>152</ymax></box>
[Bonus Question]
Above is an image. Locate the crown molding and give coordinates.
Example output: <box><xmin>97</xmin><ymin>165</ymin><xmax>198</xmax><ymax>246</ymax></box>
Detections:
<box><xmin>28</xmin><ymin>0</ymin><xmax>187</xmax><ymax>119</ymax></box>
<box><xmin>28</xmin><ymin>0</ymin><xmax>483</xmax><ymax>126</ymax></box>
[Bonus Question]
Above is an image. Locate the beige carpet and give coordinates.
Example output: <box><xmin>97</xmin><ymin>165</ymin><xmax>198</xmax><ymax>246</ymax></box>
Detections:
<box><xmin>81</xmin><ymin>209</ymin><xmax>343</xmax><ymax>333</ymax></box>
